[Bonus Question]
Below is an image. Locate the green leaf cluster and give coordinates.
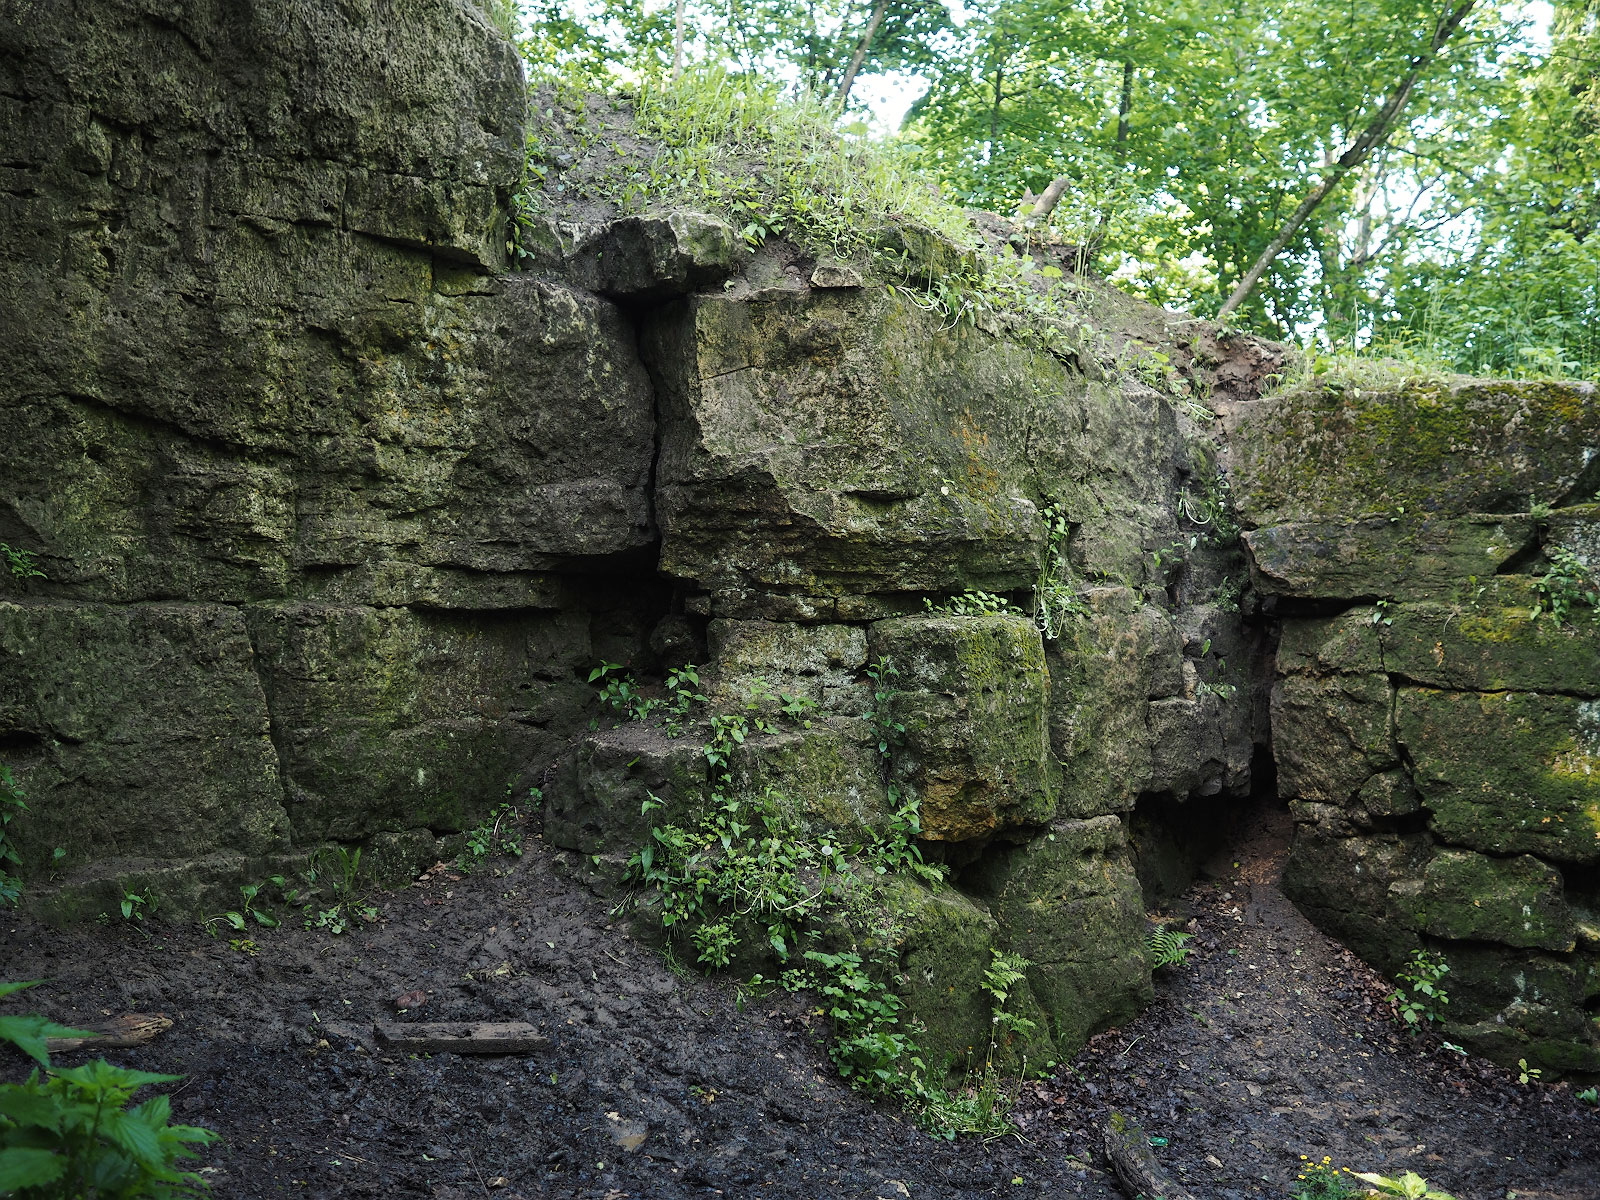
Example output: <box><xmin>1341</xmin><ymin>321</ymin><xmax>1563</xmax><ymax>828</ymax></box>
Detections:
<box><xmin>0</xmin><ymin>983</ymin><xmax>215</xmax><ymax>1198</ymax></box>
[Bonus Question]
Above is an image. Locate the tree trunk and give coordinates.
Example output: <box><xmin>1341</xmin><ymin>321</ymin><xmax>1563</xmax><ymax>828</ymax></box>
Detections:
<box><xmin>1217</xmin><ymin>0</ymin><xmax>1477</xmax><ymax>318</ymax></box>
<box><xmin>672</xmin><ymin>0</ymin><xmax>686</xmax><ymax>80</ymax></box>
<box><xmin>835</xmin><ymin>0</ymin><xmax>889</xmax><ymax>107</ymax></box>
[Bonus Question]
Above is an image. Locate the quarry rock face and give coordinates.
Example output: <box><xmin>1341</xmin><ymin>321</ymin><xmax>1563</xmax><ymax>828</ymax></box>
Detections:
<box><xmin>4</xmin><ymin>0</ymin><xmax>1597</xmax><ymax>1074</ymax></box>
<box><xmin>1232</xmin><ymin>381</ymin><xmax>1600</xmax><ymax>1073</ymax></box>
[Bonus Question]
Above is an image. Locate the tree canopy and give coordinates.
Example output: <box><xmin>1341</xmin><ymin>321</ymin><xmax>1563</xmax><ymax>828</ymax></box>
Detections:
<box><xmin>512</xmin><ymin>0</ymin><xmax>1600</xmax><ymax>380</ymax></box>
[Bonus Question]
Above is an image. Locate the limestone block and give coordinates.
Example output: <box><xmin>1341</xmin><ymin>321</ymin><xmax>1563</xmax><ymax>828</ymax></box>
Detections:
<box><xmin>0</xmin><ymin>601</ymin><xmax>288</xmax><ymax>868</ymax></box>
<box><xmin>1272</xmin><ymin>673</ymin><xmax>1397</xmax><ymax>804</ymax></box>
<box><xmin>1401</xmin><ymin>850</ymin><xmax>1576</xmax><ymax>952</ymax></box>
<box><xmin>1397</xmin><ymin>689</ymin><xmax>1600</xmax><ymax>865</ymax></box>
<box><xmin>869</xmin><ymin>615</ymin><xmax>1056</xmax><ymax>841</ymax></box>
<box><xmin>246</xmin><ymin>603</ymin><xmax>591</xmax><ymax>842</ymax></box>
<box><xmin>726</xmin><ymin>721</ymin><xmax>890</xmax><ymax>838</ymax></box>
<box><xmin>968</xmin><ymin>817</ymin><xmax>1152</xmax><ymax>1053</ymax></box>
<box><xmin>544</xmin><ymin>723</ymin><xmax>710</xmax><ymax>857</ymax></box>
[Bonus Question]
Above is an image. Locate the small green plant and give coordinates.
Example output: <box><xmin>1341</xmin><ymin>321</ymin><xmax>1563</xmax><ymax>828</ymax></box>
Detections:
<box><xmin>1146</xmin><ymin>926</ymin><xmax>1194</xmax><ymax>969</ymax></box>
<box><xmin>1348</xmin><ymin>1169</ymin><xmax>1457</xmax><ymax>1199</ymax></box>
<box><xmin>1531</xmin><ymin>548</ymin><xmax>1598</xmax><ymax>625</ymax></box>
<box><xmin>923</xmin><ymin>590</ymin><xmax>1024</xmax><ymax>618</ymax></box>
<box><xmin>0</xmin><ymin>763</ymin><xmax>28</xmax><ymax>907</ymax></box>
<box><xmin>0</xmin><ymin>981</ymin><xmax>215</xmax><ymax>1197</ymax></box>
<box><xmin>302</xmin><ymin>847</ymin><xmax>377</xmax><ymax>935</ymax></box>
<box><xmin>1389</xmin><ymin>949</ymin><xmax>1450</xmax><ymax>1031</ymax></box>
<box><xmin>120</xmin><ymin>890</ymin><xmax>156</xmax><ymax>923</ymax></box>
<box><xmin>1370</xmin><ymin>597</ymin><xmax>1395</xmax><ymax>627</ymax></box>
<box><xmin>1516</xmin><ymin>1058</ymin><xmax>1542</xmax><ymax>1085</ymax></box>
<box><xmin>1290</xmin><ymin>1155</ymin><xmax>1363</xmax><ymax>1200</ymax></box>
<box><xmin>0</xmin><ymin>543</ymin><xmax>45</xmax><ymax>581</ymax></box>
<box><xmin>206</xmin><ymin>878</ymin><xmax>284</xmax><ymax>935</ymax></box>
<box><xmin>1032</xmin><ymin>503</ymin><xmax>1087</xmax><ymax>640</ymax></box>
<box><xmin>1576</xmin><ymin>1085</ymin><xmax>1598</xmax><ymax>1106</ymax></box>
<box><xmin>457</xmin><ymin>803</ymin><xmax>526</xmax><ymax>871</ymax></box>
<box><xmin>863</xmin><ymin>657</ymin><xmax>905</xmax><ymax>760</ymax></box>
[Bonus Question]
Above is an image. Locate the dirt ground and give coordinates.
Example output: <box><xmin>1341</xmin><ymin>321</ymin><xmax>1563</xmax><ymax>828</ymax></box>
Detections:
<box><xmin>2</xmin><ymin>802</ymin><xmax>1595</xmax><ymax>1200</ymax></box>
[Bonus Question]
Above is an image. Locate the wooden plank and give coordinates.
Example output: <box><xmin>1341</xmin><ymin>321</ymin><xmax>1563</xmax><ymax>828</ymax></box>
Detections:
<box><xmin>45</xmin><ymin>1013</ymin><xmax>172</xmax><ymax>1054</ymax></box>
<box><xmin>371</xmin><ymin>1021</ymin><xmax>549</xmax><ymax>1055</ymax></box>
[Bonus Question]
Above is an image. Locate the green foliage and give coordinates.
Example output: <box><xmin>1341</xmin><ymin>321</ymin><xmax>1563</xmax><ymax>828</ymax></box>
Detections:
<box><xmin>457</xmin><ymin>802</ymin><xmax>527</xmax><ymax>871</ymax></box>
<box><xmin>1531</xmin><ymin>548</ymin><xmax>1598</xmax><ymax>626</ymax></box>
<box><xmin>205</xmin><ymin>878</ymin><xmax>284</xmax><ymax>935</ymax></box>
<box><xmin>118</xmin><ymin>892</ymin><xmax>156</xmax><ymax>924</ymax></box>
<box><xmin>303</xmin><ymin>847</ymin><xmax>377</xmax><ymax>936</ymax></box>
<box><xmin>1348</xmin><ymin>1169</ymin><xmax>1457</xmax><ymax>1200</ymax></box>
<box><xmin>0</xmin><ymin>544</ymin><xmax>45</xmax><ymax>582</ymax></box>
<box><xmin>1031</xmin><ymin>503</ymin><xmax>1087</xmax><ymax>641</ymax></box>
<box><xmin>1576</xmin><ymin>1085</ymin><xmax>1598</xmax><ymax>1106</ymax></box>
<box><xmin>1291</xmin><ymin>1155</ymin><xmax>1364</xmax><ymax>1200</ymax></box>
<box><xmin>1388</xmin><ymin>949</ymin><xmax>1449</xmax><ymax>1031</ymax></box>
<box><xmin>588</xmin><ymin>661</ymin><xmax>660</xmax><ymax>724</ymax></box>
<box><xmin>1516</xmin><ymin>1057</ymin><xmax>1542</xmax><ymax>1085</ymax></box>
<box><xmin>0</xmin><ymin>982</ymin><xmax>215</xmax><ymax>1198</ymax></box>
<box><xmin>0</xmin><ymin>764</ymin><xmax>28</xmax><ymax>908</ymax></box>
<box><xmin>1145</xmin><ymin>926</ymin><xmax>1193</xmax><ymax>969</ymax></box>
<box><xmin>922</xmin><ymin>590</ymin><xmax>1024</xmax><ymax>618</ymax></box>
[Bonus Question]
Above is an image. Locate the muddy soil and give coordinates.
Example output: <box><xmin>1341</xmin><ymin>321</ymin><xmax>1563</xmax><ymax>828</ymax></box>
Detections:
<box><xmin>2</xmin><ymin>802</ymin><xmax>1595</xmax><ymax>1200</ymax></box>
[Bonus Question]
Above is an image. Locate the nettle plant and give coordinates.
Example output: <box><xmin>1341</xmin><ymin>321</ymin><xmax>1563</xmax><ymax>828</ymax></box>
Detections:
<box><xmin>0</xmin><ymin>982</ymin><xmax>215</xmax><ymax>1198</ymax></box>
<box><xmin>600</xmin><ymin>657</ymin><xmax>1026</xmax><ymax>1134</ymax></box>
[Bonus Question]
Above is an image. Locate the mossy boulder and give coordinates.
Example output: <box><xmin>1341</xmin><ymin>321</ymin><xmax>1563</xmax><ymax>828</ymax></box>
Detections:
<box><xmin>1231</xmin><ymin>380</ymin><xmax>1600</xmax><ymax>528</ymax></box>
<box><xmin>1431</xmin><ymin>944</ymin><xmax>1600</xmax><ymax>1075</ymax></box>
<box><xmin>1397</xmin><ymin>689</ymin><xmax>1600</xmax><ymax>866</ymax></box>
<box><xmin>1377</xmin><ymin>577</ymin><xmax>1600</xmax><ymax>694</ymax></box>
<box><xmin>726</xmin><ymin>721</ymin><xmax>891</xmax><ymax>839</ymax></box>
<box><xmin>1399</xmin><ymin>850</ymin><xmax>1576</xmax><ymax>952</ymax></box>
<box><xmin>1282</xmin><ymin>826</ymin><xmax>1431</xmax><ymax>969</ymax></box>
<box><xmin>968</xmin><ymin>816</ymin><xmax>1151</xmax><ymax>1053</ymax></box>
<box><xmin>868</xmin><ymin>614</ymin><xmax>1057</xmax><ymax>842</ymax></box>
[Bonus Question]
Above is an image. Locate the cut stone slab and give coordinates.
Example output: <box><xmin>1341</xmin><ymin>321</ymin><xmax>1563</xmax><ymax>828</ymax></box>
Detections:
<box><xmin>869</xmin><ymin>614</ymin><xmax>1057</xmax><ymax>842</ymax></box>
<box><xmin>725</xmin><ymin>721</ymin><xmax>890</xmax><ymax>838</ymax></box>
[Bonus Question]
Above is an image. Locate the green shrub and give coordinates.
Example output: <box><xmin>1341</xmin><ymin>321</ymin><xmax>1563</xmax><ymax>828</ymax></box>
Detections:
<box><xmin>0</xmin><ymin>982</ymin><xmax>215</xmax><ymax>1198</ymax></box>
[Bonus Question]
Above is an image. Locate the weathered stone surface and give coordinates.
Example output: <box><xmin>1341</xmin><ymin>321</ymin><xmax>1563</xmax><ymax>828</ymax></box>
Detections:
<box><xmin>1378</xmin><ymin>578</ymin><xmax>1600</xmax><ymax>695</ymax></box>
<box><xmin>1282</xmin><ymin>826</ymin><xmax>1432</xmax><ymax>968</ymax></box>
<box><xmin>1047</xmin><ymin>588</ymin><xmax>1176</xmax><ymax>815</ymax></box>
<box><xmin>1397</xmin><ymin>689</ymin><xmax>1600</xmax><ymax>865</ymax></box>
<box><xmin>540</xmin><ymin>212</ymin><xmax>742</xmax><ymax>299</ymax></box>
<box><xmin>726</xmin><ymin>721</ymin><xmax>890</xmax><ymax>837</ymax></box>
<box><xmin>706</xmin><ymin>619</ymin><xmax>869</xmax><ymax>711</ymax></box>
<box><xmin>644</xmin><ymin>289</ymin><xmax>1076</xmax><ymax>611</ymax></box>
<box><xmin>1231</xmin><ymin>380</ymin><xmax>1600</xmax><ymax>529</ymax></box>
<box><xmin>1272</xmin><ymin>673</ymin><xmax>1396</xmax><ymax>805</ymax></box>
<box><xmin>544</xmin><ymin>723</ymin><xmax>711</xmax><ymax>857</ymax></box>
<box><xmin>1242</xmin><ymin>516</ymin><xmax>1538</xmax><ymax>600</ymax></box>
<box><xmin>248</xmin><ymin>603</ymin><xmax>592</xmax><ymax>843</ymax></box>
<box><xmin>969</xmin><ymin>817</ymin><xmax>1152</xmax><ymax>1052</ymax></box>
<box><xmin>0</xmin><ymin>601</ymin><xmax>288</xmax><ymax>867</ymax></box>
<box><xmin>1400</xmin><ymin>850</ymin><xmax>1576</xmax><ymax>951</ymax></box>
<box><xmin>868</xmin><ymin>615</ymin><xmax>1056</xmax><ymax>842</ymax></box>
<box><xmin>1432</xmin><ymin>944</ymin><xmax>1600</xmax><ymax>1073</ymax></box>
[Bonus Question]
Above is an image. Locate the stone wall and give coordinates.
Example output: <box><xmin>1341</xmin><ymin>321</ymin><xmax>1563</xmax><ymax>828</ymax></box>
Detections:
<box><xmin>6</xmin><ymin>0</ymin><xmax>1596</xmax><ymax>1074</ymax></box>
<box><xmin>1230</xmin><ymin>380</ymin><xmax>1600</xmax><ymax>1072</ymax></box>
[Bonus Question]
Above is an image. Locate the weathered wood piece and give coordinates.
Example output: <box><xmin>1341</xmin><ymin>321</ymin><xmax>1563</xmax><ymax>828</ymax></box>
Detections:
<box><xmin>1102</xmin><ymin>1113</ymin><xmax>1199</xmax><ymax>1200</ymax></box>
<box><xmin>45</xmin><ymin>1013</ymin><xmax>173</xmax><ymax>1053</ymax></box>
<box><xmin>371</xmin><ymin>1021</ymin><xmax>549</xmax><ymax>1055</ymax></box>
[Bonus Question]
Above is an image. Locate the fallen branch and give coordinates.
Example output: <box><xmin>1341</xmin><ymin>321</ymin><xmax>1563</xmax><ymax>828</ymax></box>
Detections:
<box><xmin>1103</xmin><ymin>1112</ymin><xmax>1198</xmax><ymax>1200</ymax></box>
<box><xmin>372</xmin><ymin>1021</ymin><xmax>550</xmax><ymax>1055</ymax></box>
